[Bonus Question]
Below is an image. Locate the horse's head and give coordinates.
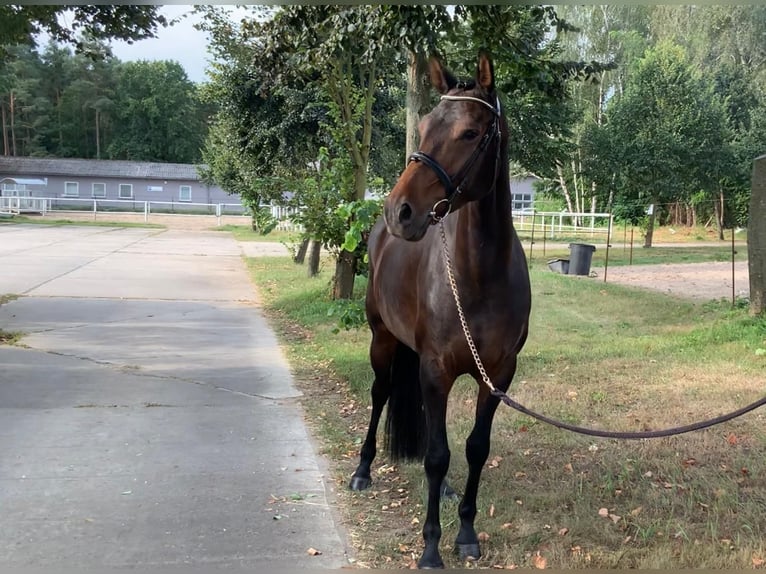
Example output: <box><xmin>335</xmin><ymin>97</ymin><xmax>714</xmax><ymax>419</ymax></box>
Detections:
<box><xmin>384</xmin><ymin>51</ymin><xmax>505</xmax><ymax>241</ymax></box>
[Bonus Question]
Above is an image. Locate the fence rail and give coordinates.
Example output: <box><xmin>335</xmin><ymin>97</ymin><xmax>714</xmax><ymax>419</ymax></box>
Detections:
<box><xmin>1</xmin><ymin>196</ymin><xmax>304</xmax><ymax>230</ymax></box>
<box><xmin>5</xmin><ymin>196</ymin><xmax>612</xmax><ymax>238</ymax></box>
<box><xmin>514</xmin><ymin>210</ymin><xmax>614</xmax><ymax>240</ymax></box>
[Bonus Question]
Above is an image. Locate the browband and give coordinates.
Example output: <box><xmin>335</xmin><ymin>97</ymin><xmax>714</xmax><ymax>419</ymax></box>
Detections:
<box><xmin>440</xmin><ymin>95</ymin><xmax>501</xmax><ymax>116</ymax></box>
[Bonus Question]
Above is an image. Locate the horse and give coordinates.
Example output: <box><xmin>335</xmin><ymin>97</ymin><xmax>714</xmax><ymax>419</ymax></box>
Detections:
<box><xmin>349</xmin><ymin>51</ymin><xmax>532</xmax><ymax>569</ymax></box>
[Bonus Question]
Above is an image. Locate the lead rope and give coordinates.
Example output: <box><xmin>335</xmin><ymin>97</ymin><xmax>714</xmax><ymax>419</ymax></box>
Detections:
<box><xmin>438</xmin><ymin>221</ymin><xmax>766</xmax><ymax>439</ymax></box>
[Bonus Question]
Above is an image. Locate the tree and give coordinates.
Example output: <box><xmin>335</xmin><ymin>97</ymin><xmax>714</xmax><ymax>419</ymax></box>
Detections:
<box><xmin>108</xmin><ymin>60</ymin><xmax>205</xmax><ymax>163</ymax></box>
<box><xmin>583</xmin><ymin>42</ymin><xmax>730</xmax><ymax>247</ymax></box>
<box><xmin>202</xmin><ymin>6</ymin><xmax>405</xmax><ymax>299</ymax></box>
<box><xmin>0</xmin><ymin>6</ymin><xmax>167</xmax><ymax>54</ymax></box>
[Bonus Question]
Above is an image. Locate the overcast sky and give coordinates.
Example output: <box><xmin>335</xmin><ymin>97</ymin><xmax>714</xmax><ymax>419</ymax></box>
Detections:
<box><xmin>108</xmin><ymin>5</ymin><xmax>249</xmax><ymax>84</ymax></box>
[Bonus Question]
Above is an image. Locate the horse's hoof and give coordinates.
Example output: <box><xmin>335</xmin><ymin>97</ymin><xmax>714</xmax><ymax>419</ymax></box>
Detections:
<box><xmin>417</xmin><ymin>558</ymin><xmax>445</xmax><ymax>569</ymax></box>
<box><xmin>348</xmin><ymin>474</ymin><xmax>371</xmax><ymax>491</ymax></box>
<box><xmin>456</xmin><ymin>542</ymin><xmax>481</xmax><ymax>561</ymax></box>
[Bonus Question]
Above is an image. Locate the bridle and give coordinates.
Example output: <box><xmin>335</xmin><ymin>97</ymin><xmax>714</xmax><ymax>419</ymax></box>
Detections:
<box><xmin>408</xmin><ymin>93</ymin><xmax>502</xmax><ymax>223</ymax></box>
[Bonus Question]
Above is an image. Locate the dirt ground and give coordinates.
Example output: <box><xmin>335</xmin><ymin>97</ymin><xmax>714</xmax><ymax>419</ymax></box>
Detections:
<box><xmin>593</xmin><ymin>260</ymin><xmax>750</xmax><ymax>301</ymax></box>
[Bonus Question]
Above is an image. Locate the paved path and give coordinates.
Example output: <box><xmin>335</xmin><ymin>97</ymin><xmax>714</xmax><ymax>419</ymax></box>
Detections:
<box><xmin>0</xmin><ymin>224</ymin><xmax>350</xmax><ymax>568</ymax></box>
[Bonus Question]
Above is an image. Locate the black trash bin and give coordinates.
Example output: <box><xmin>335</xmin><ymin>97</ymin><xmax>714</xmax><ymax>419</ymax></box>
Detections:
<box><xmin>568</xmin><ymin>243</ymin><xmax>596</xmax><ymax>276</ymax></box>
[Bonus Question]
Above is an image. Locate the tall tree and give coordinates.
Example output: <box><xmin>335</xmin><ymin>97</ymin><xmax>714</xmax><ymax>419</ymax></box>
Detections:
<box><xmin>583</xmin><ymin>41</ymin><xmax>729</xmax><ymax>246</ymax></box>
<box><xmin>108</xmin><ymin>60</ymin><xmax>205</xmax><ymax>163</ymax></box>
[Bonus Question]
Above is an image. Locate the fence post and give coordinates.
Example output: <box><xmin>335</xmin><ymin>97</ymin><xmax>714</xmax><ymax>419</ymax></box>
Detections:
<box><xmin>216</xmin><ymin>203</ymin><xmax>222</xmax><ymax>227</ymax></box>
<box><xmin>144</xmin><ymin>201</ymin><xmax>148</xmax><ymax>223</ymax></box>
<box><xmin>93</xmin><ymin>199</ymin><xmax>97</xmax><ymax>220</ymax></box>
<box><xmin>749</xmin><ymin>154</ymin><xmax>766</xmax><ymax>316</ymax></box>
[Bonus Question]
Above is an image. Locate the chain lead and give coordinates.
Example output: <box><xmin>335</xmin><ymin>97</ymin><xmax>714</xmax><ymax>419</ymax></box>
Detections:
<box><xmin>439</xmin><ymin>221</ymin><xmax>497</xmax><ymax>394</ymax></box>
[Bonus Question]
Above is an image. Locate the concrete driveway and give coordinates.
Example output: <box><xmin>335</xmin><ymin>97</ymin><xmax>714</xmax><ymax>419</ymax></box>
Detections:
<box><xmin>0</xmin><ymin>224</ymin><xmax>350</xmax><ymax>568</ymax></box>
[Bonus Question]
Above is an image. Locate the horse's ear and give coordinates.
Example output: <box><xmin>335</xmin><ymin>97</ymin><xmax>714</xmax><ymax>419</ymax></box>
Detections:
<box><xmin>476</xmin><ymin>51</ymin><xmax>495</xmax><ymax>92</ymax></box>
<box><xmin>429</xmin><ymin>55</ymin><xmax>457</xmax><ymax>95</ymax></box>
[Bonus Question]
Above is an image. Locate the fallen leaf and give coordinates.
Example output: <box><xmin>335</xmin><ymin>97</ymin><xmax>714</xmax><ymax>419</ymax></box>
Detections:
<box><xmin>727</xmin><ymin>433</ymin><xmax>738</xmax><ymax>446</ymax></box>
<box><xmin>564</xmin><ymin>463</ymin><xmax>573</xmax><ymax>473</ymax></box>
<box><xmin>478</xmin><ymin>532</ymin><xmax>490</xmax><ymax>542</ymax></box>
<box><xmin>598</xmin><ymin>508</ymin><xmax>609</xmax><ymax>518</ymax></box>
<box><xmin>502</xmin><ymin>522</ymin><xmax>513</xmax><ymax>529</ymax></box>
<box><xmin>307</xmin><ymin>547</ymin><xmax>322</xmax><ymax>556</ymax></box>
<box><xmin>489</xmin><ymin>504</ymin><xmax>496</xmax><ymax>517</ymax></box>
<box><xmin>752</xmin><ymin>555</ymin><xmax>765</xmax><ymax>568</ymax></box>
<box><xmin>411</xmin><ymin>517</ymin><xmax>420</xmax><ymax>526</ymax></box>
<box><xmin>514</xmin><ymin>471</ymin><xmax>527</xmax><ymax>479</ymax></box>
<box><xmin>558</xmin><ymin>527</ymin><xmax>569</xmax><ymax>536</ymax></box>
<box><xmin>609</xmin><ymin>513</ymin><xmax>621</xmax><ymax>523</ymax></box>
<box><xmin>630</xmin><ymin>506</ymin><xmax>643</xmax><ymax>516</ymax></box>
<box><xmin>682</xmin><ymin>458</ymin><xmax>697</xmax><ymax>468</ymax></box>
<box><xmin>532</xmin><ymin>552</ymin><xmax>547</xmax><ymax>569</ymax></box>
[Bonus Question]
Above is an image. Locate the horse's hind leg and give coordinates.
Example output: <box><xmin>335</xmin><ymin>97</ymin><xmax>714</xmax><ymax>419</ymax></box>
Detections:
<box><xmin>454</xmin><ymin>358</ymin><xmax>518</xmax><ymax>561</ymax></box>
<box><xmin>349</xmin><ymin>327</ymin><xmax>397</xmax><ymax>491</ymax></box>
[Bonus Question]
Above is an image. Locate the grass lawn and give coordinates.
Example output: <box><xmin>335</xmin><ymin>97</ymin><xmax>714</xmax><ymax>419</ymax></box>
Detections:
<box><xmin>2</xmin><ymin>215</ymin><xmax>164</xmax><ymax>229</ymax></box>
<box><xmin>214</xmin><ymin>225</ymin><xmax>300</xmax><ymax>243</ymax></box>
<box><xmin>249</xmin><ymin>249</ymin><xmax>765</xmax><ymax>569</ymax></box>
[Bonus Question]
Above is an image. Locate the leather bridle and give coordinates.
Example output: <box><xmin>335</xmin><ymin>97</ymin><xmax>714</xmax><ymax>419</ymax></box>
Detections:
<box><xmin>407</xmin><ymin>94</ymin><xmax>502</xmax><ymax>223</ymax></box>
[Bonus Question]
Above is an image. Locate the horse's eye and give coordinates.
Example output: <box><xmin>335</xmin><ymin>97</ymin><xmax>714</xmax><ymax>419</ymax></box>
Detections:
<box><xmin>461</xmin><ymin>129</ymin><xmax>480</xmax><ymax>141</ymax></box>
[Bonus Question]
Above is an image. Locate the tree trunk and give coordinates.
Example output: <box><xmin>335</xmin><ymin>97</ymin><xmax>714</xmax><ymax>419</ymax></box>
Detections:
<box><xmin>749</xmin><ymin>155</ymin><xmax>766</xmax><ymax>316</ymax></box>
<box><xmin>95</xmin><ymin>109</ymin><xmax>101</xmax><ymax>159</ymax></box>
<box><xmin>555</xmin><ymin>162</ymin><xmax>576</xmax><ymax>215</ymax></box>
<box><xmin>713</xmin><ymin>191</ymin><xmax>724</xmax><ymax>240</ymax></box>
<box><xmin>332</xmin><ymin>249</ymin><xmax>356</xmax><ymax>300</ymax></box>
<box><xmin>405</xmin><ymin>50</ymin><xmax>430</xmax><ymax>160</ymax></box>
<box><xmin>307</xmin><ymin>240</ymin><xmax>321</xmax><ymax>277</ymax></box>
<box><xmin>644</xmin><ymin>198</ymin><xmax>658</xmax><ymax>248</ymax></box>
<box><xmin>1</xmin><ymin>102</ymin><xmax>7</xmax><ymax>156</ymax></box>
<box><xmin>294</xmin><ymin>237</ymin><xmax>310</xmax><ymax>264</ymax></box>
<box><xmin>10</xmin><ymin>91</ymin><xmax>16</xmax><ymax>156</ymax></box>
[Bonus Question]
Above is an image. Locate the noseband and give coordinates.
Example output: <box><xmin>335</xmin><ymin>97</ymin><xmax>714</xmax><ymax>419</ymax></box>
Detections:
<box><xmin>408</xmin><ymin>94</ymin><xmax>502</xmax><ymax>223</ymax></box>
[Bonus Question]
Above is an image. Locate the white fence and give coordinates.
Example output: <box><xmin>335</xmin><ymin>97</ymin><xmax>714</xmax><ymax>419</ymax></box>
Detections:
<box><xmin>4</xmin><ymin>196</ymin><xmax>612</xmax><ymax>238</ymax></box>
<box><xmin>514</xmin><ymin>210</ymin><xmax>614</xmax><ymax>240</ymax></box>
<box><xmin>1</xmin><ymin>195</ymin><xmax>303</xmax><ymax>230</ymax></box>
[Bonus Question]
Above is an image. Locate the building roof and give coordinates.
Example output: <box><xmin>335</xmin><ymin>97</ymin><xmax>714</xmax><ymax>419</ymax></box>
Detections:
<box><xmin>0</xmin><ymin>156</ymin><xmax>206</xmax><ymax>181</ymax></box>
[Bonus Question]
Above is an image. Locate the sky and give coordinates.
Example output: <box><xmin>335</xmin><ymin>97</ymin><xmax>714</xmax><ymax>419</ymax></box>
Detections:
<box><xmin>108</xmin><ymin>5</ymin><xmax>249</xmax><ymax>84</ymax></box>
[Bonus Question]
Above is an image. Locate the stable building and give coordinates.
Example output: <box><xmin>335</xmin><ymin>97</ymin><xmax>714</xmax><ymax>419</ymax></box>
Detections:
<box><xmin>0</xmin><ymin>156</ymin><xmax>237</xmax><ymax>213</ymax></box>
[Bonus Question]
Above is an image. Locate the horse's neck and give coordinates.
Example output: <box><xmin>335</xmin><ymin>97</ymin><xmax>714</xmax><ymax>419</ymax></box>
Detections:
<box><xmin>457</xmin><ymin>167</ymin><xmax>514</xmax><ymax>262</ymax></box>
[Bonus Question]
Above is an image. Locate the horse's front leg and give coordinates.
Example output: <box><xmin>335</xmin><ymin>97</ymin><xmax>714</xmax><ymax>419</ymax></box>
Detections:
<box><xmin>455</xmin><ymin>357</ymin><xmax>517</xmax><ymax>561</ymax></box>
<box><xmin>418</xmin><ymin>361</ymin><xmax>452</xmax><ymax>569</ymax></box>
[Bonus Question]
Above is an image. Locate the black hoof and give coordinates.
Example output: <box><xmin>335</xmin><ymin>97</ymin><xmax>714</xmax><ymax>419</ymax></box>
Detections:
<box><xmin>349</xmin><ymin>474</ymin><xmax>371</xmax><ymax>491</ymax></box>
<box><xmin>417</xmin><ymin>558</ymin><xmax>445</xmax><ymax>569</ymax></box>
<box><xmin>456</xmin><ymin>542</ymin><xmax>481</xmax><ymax>561</ymax></box>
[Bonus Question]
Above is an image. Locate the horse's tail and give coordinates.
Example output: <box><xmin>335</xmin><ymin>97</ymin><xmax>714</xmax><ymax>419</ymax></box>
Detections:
<box><xmin>384</xmin><ymin>343</ymin><xmax>426</xmax><ymax>461</ymax></box>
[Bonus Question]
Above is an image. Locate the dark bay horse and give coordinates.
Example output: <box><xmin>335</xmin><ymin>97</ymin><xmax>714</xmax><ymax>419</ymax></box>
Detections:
<box><xmin>349</xmin><ymin>51</ymin><xmax>532</xmax><ymax>568</ymax></box>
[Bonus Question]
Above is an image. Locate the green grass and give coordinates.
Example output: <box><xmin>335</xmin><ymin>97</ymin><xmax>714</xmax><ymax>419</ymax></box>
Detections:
<box><xmin>215</xmin><ymin>224</ymin><xmax>300</xmax><ymax>243</ymax></box>
<box><xmin>0</xmin><ymin>294</ymin><xmax>23</xmax><ymax>345</ymax></box>
<box><xmin>248</xmin><ymin>254</ymin><xmax>766</xmax><ymax>569</ymax></box>
<box><xmin>3</xmin><ymin>215</ymin><xmax>164</xmax><ymax>229</ymax></box>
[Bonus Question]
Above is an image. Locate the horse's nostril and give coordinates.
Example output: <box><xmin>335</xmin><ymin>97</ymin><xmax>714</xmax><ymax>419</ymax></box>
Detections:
<box><xmin>399</xmin><ymin>203</ymin><xmax>413</xmax><ymax>223</ymax></box>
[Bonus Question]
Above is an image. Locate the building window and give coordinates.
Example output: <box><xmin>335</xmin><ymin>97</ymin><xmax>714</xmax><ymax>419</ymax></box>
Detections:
<box><xmin>64</xmin><ymin>182</ymin><xmax>79</xmax><ymax>197</ymax></box>
<box><xmin>512</xmin><ymin>193</ymin><xmax>533</xmax><ymax>212</ymax></box>
<box><xmin>179</xmin><ymin>185</ymin><xmax>192</xmax><ymax>202</ymax></box>
<box><xmin>118</xmin><ymin>184</ymin><xmax>133</xmax><ymax>199</ymax></box>
<box><xmin>92</xmin><ymin>183</ymin><xmax>106</xmax><ymax>198</ymax></box>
